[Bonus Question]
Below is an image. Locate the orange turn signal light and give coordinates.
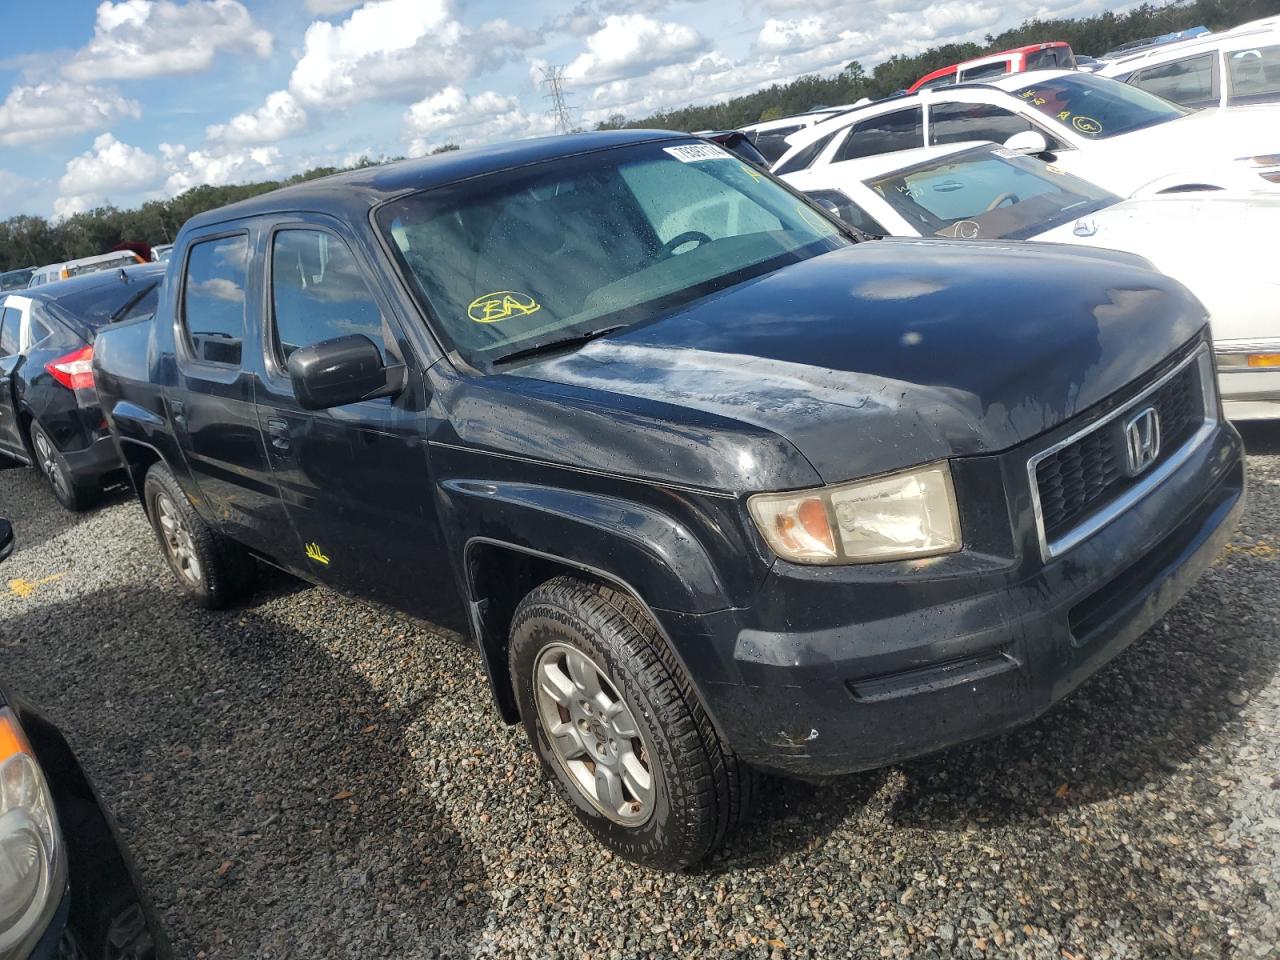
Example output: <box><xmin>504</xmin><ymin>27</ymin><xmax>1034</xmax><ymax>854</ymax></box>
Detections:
<box><xmin>1247</xmin><ymin>354</ymin><xmax>1280</xmax><ymax>368</ymax></box>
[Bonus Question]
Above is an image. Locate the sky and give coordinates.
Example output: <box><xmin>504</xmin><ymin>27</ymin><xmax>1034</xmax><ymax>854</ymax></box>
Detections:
<box><xmin>0</xmin><ymin>0</ymin><xmax>1127</xmax><ymax>220</ymax></box>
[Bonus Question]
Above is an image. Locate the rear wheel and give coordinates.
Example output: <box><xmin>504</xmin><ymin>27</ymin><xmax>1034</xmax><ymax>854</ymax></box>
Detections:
<box><xmin>143</xmin><ymin>464</ymin><xmax>255</xmax><ymax>609</ymax></box>
<box><xmin>30</xmin><ymin>420</ymin><xmax>98</xmax><ymax>512</ymax></box>
<box><xmin>510</xmin><ymin>576</ymin><xmax>755</xmax><ymax>869</ymax></box>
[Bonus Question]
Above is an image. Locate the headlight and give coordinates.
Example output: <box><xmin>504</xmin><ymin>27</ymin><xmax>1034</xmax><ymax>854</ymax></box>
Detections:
<box><xmin>748</xmin><ymin>462</ymin><xmax>961</xmax><ymax>564</ymax></box>
<box><xmin>0</xmin><ymin>708</ymin><xmax>64</xmax><ymax>960</ymax></box>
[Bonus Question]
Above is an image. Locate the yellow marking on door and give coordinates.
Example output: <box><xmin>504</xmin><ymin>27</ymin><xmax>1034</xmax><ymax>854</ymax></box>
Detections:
<box><xmin>6</xmin><ymin>573</ymin><xmax>67</xmax><ymax>598</ymax></box>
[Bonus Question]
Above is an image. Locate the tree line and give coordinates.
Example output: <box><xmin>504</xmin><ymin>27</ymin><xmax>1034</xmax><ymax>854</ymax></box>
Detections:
<box><xmin>2</xmin><ymin>0</ymin><xmax>1276</xmax><ymax>272</ymax></box>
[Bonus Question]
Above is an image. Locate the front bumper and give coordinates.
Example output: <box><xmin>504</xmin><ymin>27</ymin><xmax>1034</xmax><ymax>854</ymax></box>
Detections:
<box><xmin>669</xmin><ymin>419</ymin><xmax>1244</xmax><ymax>778</ymax></box>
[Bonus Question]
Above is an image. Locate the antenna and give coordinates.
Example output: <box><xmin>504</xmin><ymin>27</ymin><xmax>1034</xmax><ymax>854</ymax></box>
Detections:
<box><xmin>540</xmin><ymin>65</ymin><xmax>574</xmax><ymax>134</ymax></box>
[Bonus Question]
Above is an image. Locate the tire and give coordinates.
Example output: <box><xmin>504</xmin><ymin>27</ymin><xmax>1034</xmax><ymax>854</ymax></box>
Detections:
<box><xmin>29</xmin><ymin>420</ymin><xmax>99</xmax><ymax>512</ymax></box>
<box><xmin>142</xmin><ymin>463</ymin><xmax>255</xmax><ymax>609</ymax></box>
<box><xmin>509</xmin><ymin>576</ymin><xmax>756</xmax><ymax>869</ymax></box>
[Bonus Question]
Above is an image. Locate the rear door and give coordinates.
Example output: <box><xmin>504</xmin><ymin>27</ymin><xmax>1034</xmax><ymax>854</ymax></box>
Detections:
<box><xmin>252</xmin><ymin>218</ymin><xmax>445</xmax><ymax>612</ymax></box>
<box><xmin>0</xmin><ymin>302</ymin><xmax>27</xmax><ymax>457</ymax></box>
<box><xmin>171</xmin><ymin>227</ymin><xmax>292</xmax><ymax>558</ymax></box>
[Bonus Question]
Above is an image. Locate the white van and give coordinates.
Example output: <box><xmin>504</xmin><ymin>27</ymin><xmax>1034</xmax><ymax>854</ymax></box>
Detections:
<box><xmin>28</xmin><ymin>250</ymin><xmax>147</xmax><ymax>288</ymax></box>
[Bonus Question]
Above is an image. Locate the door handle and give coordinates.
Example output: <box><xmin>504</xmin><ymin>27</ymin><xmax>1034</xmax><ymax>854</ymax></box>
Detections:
<box><xmin>170</xmin><ymin>399</ymin><xmax>185</xmax><ymax>425</ymax></box>
<box><xmin>266</xmin><ymin>417</ymin><xmax>290</xmax><ymax>451</ymax></box>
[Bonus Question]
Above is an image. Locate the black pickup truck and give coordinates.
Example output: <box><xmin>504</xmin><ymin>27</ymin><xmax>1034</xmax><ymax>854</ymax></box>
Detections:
<box><xmin>92</xmin><ymin>130</ymin><xmax>1244</xmax><ymax>868</ymax></box>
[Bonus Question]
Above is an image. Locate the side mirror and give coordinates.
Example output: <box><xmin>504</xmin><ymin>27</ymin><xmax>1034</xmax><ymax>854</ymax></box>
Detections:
<box><xmin>1004</xmin><ymin>130</ymin><xmax>1049</xmax><ymax>155</ymax></box>
<box><xmin>286</xmin><ymin>334</ymin><xmax>404</xmax><ymax>411</ymax></box>
<box><xmin>0</xmin><ymin>518</ymin><xmax>14</xmax><ymax>564</ymax></box>
<box><xmin>812</xmin><ymin>197</ymin><xmax>843</xmax><ymax>218</ymax></box>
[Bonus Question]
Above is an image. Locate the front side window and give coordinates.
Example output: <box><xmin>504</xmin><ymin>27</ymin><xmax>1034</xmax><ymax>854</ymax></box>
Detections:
<box><xmin>271</xmin><ymin>230</ymin><xmax>385</xmax><ymax>363</ymax></box>
<box><xmin>833</xmin><ymin>107</ymin><xmax>924</xmax><ymax>162</ymax></box>
<box><xmin>1012</xmin><ymin>74</ymin><xmax>1189</xmax><ymax>139</ymax></box>
<box><xmin>774</xmin><ymin>128</ymin><xmax>840</xmax><ymax>174</ymax></box>
<box><xmin>1228</xmin><ymin>44</ymin><xmax>1280</xmax><ymax>104</ymax></box>
<box><xmin>181</xmin><ymin>234</ymin><xmax>248</xmax><ymax>366</ymax></box>
<box><xmin>929</xmin><ymin>102</ymin><xmax>1039</xmax><ymax>146</ymax></box>
<box><xmin>1024</xmin><ymin>47</ymin><xmax>1071</xmax><ymax>71</ymax></box>
<box><xmin>377</xmin><ymin>140</ymin><xmax>847</xmax><ymax>367</ymax></box>
<box><xmin>1129</xmin><ymin>54</ymin><xmax>1216</xmax><ymax>107</ymax></box>
<box><xmin>867</xmin><ymin>145</ymin><xmax>1117</xmax><ymax>240</ymax></box>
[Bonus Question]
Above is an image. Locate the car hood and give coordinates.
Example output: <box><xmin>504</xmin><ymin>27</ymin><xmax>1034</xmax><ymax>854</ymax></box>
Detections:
<box><xmin>502</xmin><ymin>240</ymin><xmax>1206</xmax><ymax>487</ymax></box>
<box><xmin>1079</xmin><ymin>108</ymin><xmax>1280</xmax><ymax>193</ymax></box>
<box><xmin>1037</xmin><ymin>193</ymin><xmax>1280</xmax><ymax>341</ymax></box>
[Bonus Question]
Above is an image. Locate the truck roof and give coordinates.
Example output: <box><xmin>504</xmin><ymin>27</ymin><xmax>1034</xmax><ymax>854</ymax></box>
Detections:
<box><xmin>185</xmin><ymin>130</ymin><xmax>683</xmax><ymax>231</ymax></box>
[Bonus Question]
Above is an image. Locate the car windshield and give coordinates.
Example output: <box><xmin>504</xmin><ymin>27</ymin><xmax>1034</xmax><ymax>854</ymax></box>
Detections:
<box><xmin>1011</xmin><ymin>73</ymin><xmax>1189</xmax><ymax>139</ymax></box>
<box><xmin>867</xmin><ymin>145</ymin><xmax>1119</xmax><ymax>240</ymax></box>
<box><xmin>375</xmin><ymin>140</ymin><xmax>849</xmax><ymax>367</ymax></box>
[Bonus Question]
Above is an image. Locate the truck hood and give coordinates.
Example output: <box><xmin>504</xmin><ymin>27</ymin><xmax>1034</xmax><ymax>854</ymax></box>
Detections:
<box><xmin>1037</xmin><ymin>193</ymin><xmax>1280</xmax><ymax>342</ymax></box>
<box><xmin>506</xmin><ymin>240</ymin><xmax>1205</xmax><ymax>487</ymax></box>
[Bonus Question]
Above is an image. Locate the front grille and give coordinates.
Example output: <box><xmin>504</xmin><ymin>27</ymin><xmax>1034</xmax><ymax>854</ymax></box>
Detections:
<box><xmin>1034</xmin><ymin>354</ymin><xmax>1205</xmax><ymax>545</ymax></box>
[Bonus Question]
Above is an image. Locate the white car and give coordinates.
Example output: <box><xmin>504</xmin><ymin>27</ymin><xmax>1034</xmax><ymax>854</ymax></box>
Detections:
<box><xmin>740</xmin><ymin>107</ymin><xmax>857</xmax><ymax>163</ymax></box>
<box><xmin>27</xmin><ymin>250</ymin><xmax>147</xmax><ymax>287</ymax></box>
<box><xmin>772</xmin><ymin>70</ymin><xmax>1280</xmax><ymax>196</ymax></box>
<box><xmin>1097</xmin><ymin>15</ymin><xmax>1280</xmax><ymax>109</ymax></box>
<box><xmin>784</xmin><ymin>141</ymin><xmax>1280</xmax><ymax>420</ymax></box>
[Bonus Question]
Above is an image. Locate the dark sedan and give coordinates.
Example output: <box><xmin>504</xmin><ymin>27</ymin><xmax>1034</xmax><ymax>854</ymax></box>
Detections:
<box><xmin>0</xmin><ymin>264</ymin><xmax>164</xmax><ymax>510</ymax></box>
<box><xmin>0</xmin><ymin>518</ymin><xmax>169</xmax><ymax>957</ymax></box>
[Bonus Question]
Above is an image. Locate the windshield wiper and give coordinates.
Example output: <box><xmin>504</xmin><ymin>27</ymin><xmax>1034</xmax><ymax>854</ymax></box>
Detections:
<box><xmin>492</xmin><ymin>324</ymin><xmax>628</xmax><ymax>367</ymax></box>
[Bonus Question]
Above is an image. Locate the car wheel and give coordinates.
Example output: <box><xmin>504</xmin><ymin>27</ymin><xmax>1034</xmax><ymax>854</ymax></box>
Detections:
<box><xmin>509</xmin><ymin>576</ymin><xmax>756</xmax><ymax>869</ymax></box>
<box><xmin>30</xmin><ymin>420</ymin><xmax>98</xmax><ymax>512</ymax></box>
<box><xmin>143</xmin><ymin>464</ymin><xmax>255</xmax><ymax>609</ymax></box>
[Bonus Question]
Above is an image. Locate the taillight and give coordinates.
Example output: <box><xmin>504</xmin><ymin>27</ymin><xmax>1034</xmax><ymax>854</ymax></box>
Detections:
<box><xmin>45</xmin><ymin>345</ymin><xmax>95</xmax><ymax>391</ymax></box>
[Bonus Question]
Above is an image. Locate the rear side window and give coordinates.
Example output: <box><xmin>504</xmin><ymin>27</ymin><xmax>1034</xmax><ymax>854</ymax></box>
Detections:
<box><xmin>752</xmin><ymin>124</ymin><xmax>805</xmax><ymax>164</ymax></box>
<box><xmin>959</xmin><ymin>61</ymin><xmax>1010</xmax><ymax>82</ymax></box>
<box><xmin>182</xmin><ymin>234</ymin><xmax>248</xmax><ymax>366</ymax></box>
<box><xmin>1129</xmin><ymin>53</ymin><xmax>1216</xmax><ymax>106</ymax></box>
<box><xmin>0</xmin><ymin>308</ymin><xmax>19</xmax><ymax>355</ymax></box>
<box><xmin>833</xmin><ymin>107</ymin><xmax>924</xmax><ymax>162</ymax></box>
<box><xmin>1025</xmin><ymin>48</ymin><xmax>1068</xmax><ymax>71</ymax></box>
<box><xmin>1228</xmin><ymin>45</ymin><xmax>1280</xmax><ymax>104</ymax></box>
<box><xmin>774</xmin><ymin>128</ymin><xmax>840</xmax><ymax>174</ymax></box>
<box><xmin>271</xmin><ymin>230</ymin><xmax>386</xmax><ymax>363</ymax></box>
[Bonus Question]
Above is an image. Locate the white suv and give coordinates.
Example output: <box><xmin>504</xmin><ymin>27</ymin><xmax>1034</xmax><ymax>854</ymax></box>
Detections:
<box><xmin>1098</xmin><ymin>16</ymin><xmax>1280</xmax><ymax>109</ymax></box>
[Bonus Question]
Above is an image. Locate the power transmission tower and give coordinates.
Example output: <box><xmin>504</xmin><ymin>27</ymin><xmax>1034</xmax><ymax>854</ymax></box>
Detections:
<box><xmin>540</xmin><ymin>65</ymin><xmax>574</xmax><ymax>134</ymax></box>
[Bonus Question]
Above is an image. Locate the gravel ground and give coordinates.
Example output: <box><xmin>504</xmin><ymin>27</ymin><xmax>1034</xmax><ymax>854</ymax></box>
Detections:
<box><xmin>1</xmin><ymin>428</ymin><xmax>1278</xmax><ymax>960</ymax></box>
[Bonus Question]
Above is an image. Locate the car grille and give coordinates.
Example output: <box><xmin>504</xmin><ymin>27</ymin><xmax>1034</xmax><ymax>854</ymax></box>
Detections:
<box><xmin>1033</xmin><ymin>353</ymin><xmax>1205</xmax><ymax>546</ymax></box>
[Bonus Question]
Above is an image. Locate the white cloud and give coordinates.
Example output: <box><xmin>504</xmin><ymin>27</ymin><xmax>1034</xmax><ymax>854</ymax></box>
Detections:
<box><xmin>403</xmin><ymin>85</ymin><xmax>553</xmax><ymax>155</ymax></box>
<box><xmin>0</xmin><ymin>81</ymin><xmax>140</xmax><ymax>147</ymax></box>
<box><xmin>206</xmin><ymin>90</ymin><xmax>308</xmax><ymax>145</ymax></box>
<box><xmin>757</xmin><ymin>17</ymin><xmax>828</xmax><ymax>55</ymax></box>
<box><xmin>0</xmin><ymin>169</ymin><xmax>38</xmax><ymax>216</ymax></box>
<box><xmin>305</xmin><ymin>0</ymin><xmax>363</xmax><ymax>13</ymax></box>
<box><xmin>161</xmin><ymin>143</ymin><xmax>287</xmax><ymax>193</ymax></box>
<box><xmin>65</xmin><ymin>0</ymin><xmax>272</xmax><ymax>82</ymax></box>
<box><xmin>563</xmin><ymin>14</ymin><xmax>707</xmax><ymax>85</ymax></box>
<box><xmin>288</xmin><ymin>0</ymin><xmax>475</xmax><ymax>108</ymax></box>
<box><xmin>54</xmin><ymin>133</ymin><xmax>165</xmax><ymax>218</ymax></box>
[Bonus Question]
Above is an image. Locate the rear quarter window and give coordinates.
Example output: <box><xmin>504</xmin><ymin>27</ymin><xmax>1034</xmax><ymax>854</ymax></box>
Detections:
<box><xmin>1228</xmin><ymin>44</ymin><xmax>1280</xmax><ymax>104</ymax></box>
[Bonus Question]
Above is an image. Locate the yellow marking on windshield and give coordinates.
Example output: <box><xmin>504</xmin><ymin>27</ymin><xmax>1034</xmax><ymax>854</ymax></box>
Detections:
<box><xmin>305</xmin><ymin>542</ymin><xmax>331</xmax><ymax>565</ymax></box>
<box><xmin>1072</xmin><ymin>115</ymin><xmax>1102</xmax><ymax>135</ymax></box>
<box><xmin>467</xmin><ymin>291</ymin><xmax>542</xmax><ymax>324</ymax></box>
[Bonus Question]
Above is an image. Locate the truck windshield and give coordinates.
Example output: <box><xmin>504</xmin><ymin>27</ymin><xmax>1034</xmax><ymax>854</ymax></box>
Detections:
<box><xmin>375</xmin><ymin>140</ymin><xmax>849</xmax><ymax>367</ymax></box>
<box><xmin>1011</xmin><ymin>74</ymin><xmax>1189</xmax><ymax>140</ymax></box>
<box><xmin>868</xmin><ymin>145</ymin><xmax>1118</xmax><ymax>240</ymax></box>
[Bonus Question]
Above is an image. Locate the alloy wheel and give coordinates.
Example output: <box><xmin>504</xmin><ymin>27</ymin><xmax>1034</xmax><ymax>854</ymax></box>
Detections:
<box><xmin>533</xmin><ymin>641</ymin><xmax>656</xmax><ymax>825</ymax></box>
<box><xmin>33</xmin><ymin>430</ymin><xmax>70</xmax><ymax>502</ymax></box>
<box><xmin>154</xmin><ymin>492</ymin><xmax>203</xmax><ymax>587</ymax></box>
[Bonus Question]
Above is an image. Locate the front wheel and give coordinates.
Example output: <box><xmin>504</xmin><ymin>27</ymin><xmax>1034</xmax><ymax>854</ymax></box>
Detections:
<box><xmin>509</xmin><ymin>576</ymin><xmax>755</xmax><ymax>869</ymax></box>
<box><xmin>143</xmin><ymin>464</ymin><xmax>255</xmax><ymax>609</ymax></box>
<box><xmin>30</xmin><ymin>420</ymin><xmax>98</xmax><ymax>512</ymax></box>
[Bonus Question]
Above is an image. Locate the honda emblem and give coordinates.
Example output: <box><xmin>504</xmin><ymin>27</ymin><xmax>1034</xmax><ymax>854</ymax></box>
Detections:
<box><xmin>1123</xmin><ymin>406</ymin><xmax>1161</xmax><ymax>476</ymax></box>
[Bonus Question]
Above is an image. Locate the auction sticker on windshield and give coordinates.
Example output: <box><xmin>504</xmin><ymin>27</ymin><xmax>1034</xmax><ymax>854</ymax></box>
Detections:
<box><xmin>468</xmin><ymin>291</ymin><xmax>541</xmax><ymax>323</ymax></box>
<box><xmin>664</xmin><ymin>144</ymin><xmax>731</xmax><ymax>163</ymax></box>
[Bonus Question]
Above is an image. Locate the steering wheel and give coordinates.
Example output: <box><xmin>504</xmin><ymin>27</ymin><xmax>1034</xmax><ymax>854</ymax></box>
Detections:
<box><xmin>656</xmin><ymin>230</ymin><xmax>713</xmax><ymax>261</ymax></box>
<box><xmin>985</xmin><ymin>192</ymin><xmax>1019</xmax><ymax>212</ymax></box>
